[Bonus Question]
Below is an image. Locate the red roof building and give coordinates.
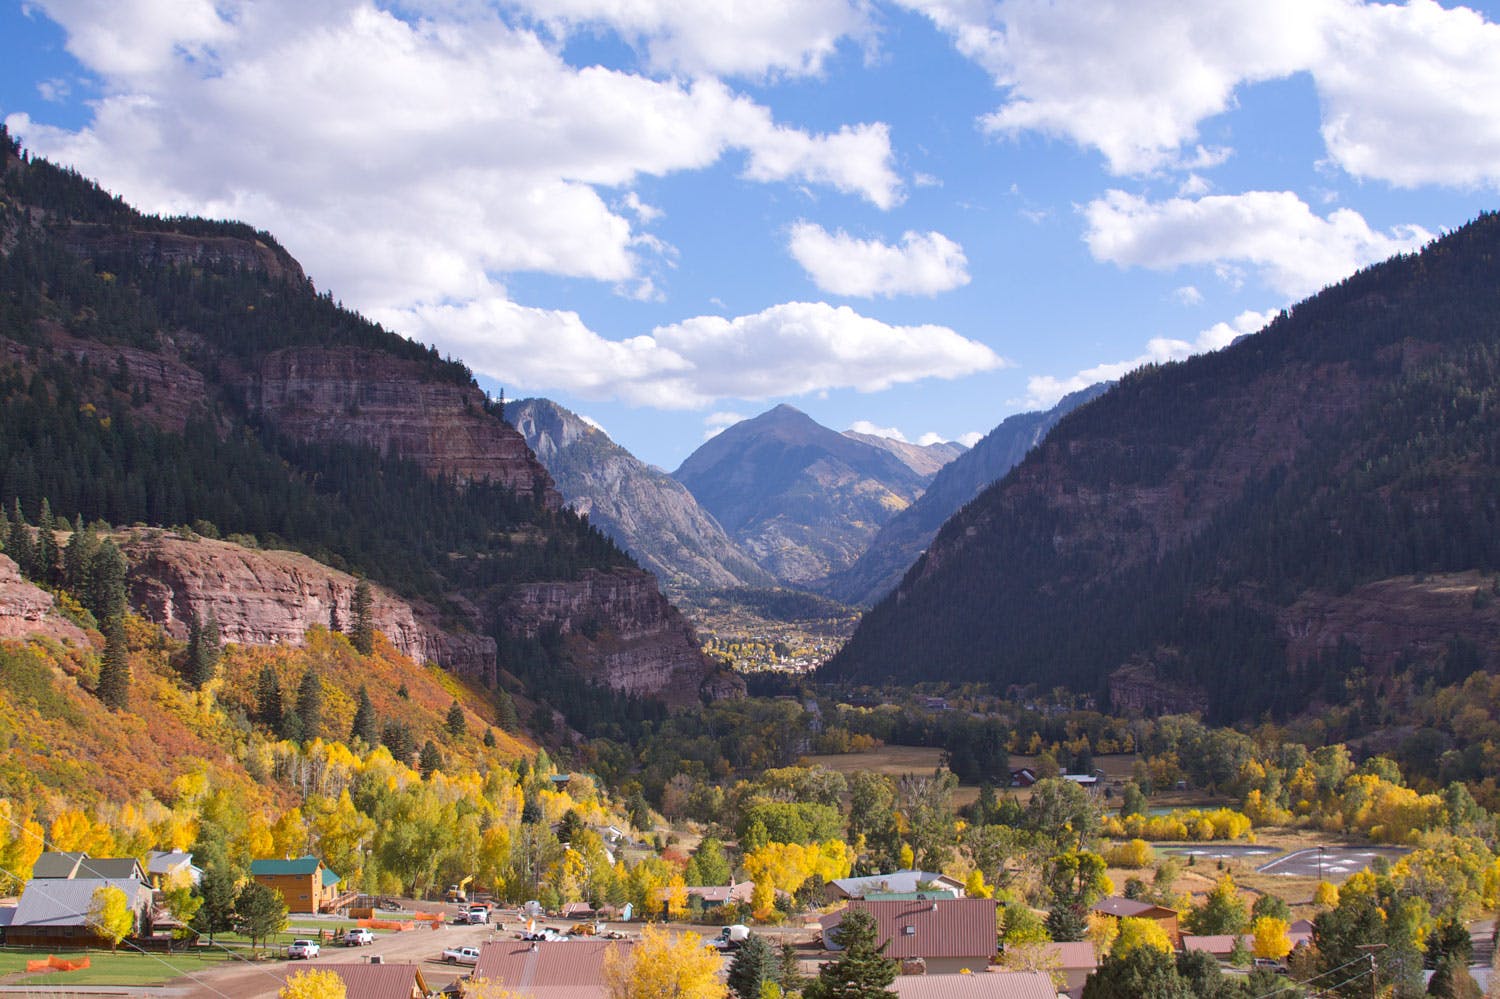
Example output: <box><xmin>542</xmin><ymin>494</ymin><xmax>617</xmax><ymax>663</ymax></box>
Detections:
<box><xmin>472</xmin><ymin>938</ymin><xmax>636</xmax><ymax>998</ymax></box>
<box><xmin>316</xmin><ymin>963</ymin><xmax>428</xmax><ymax>999</ymax></box>
<box><xmin>891</xmin><ymin>970</ymin><xmax>1059</xmax><ymax>999</ymax></box>
<box><xmin>821</xmin><ymin>898</ymin><xmax>1000</xmax><ymax>975</ymax></box>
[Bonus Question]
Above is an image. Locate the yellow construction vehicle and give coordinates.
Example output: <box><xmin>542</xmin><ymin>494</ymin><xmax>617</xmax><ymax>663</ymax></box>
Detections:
<box><xmin>445</xmin><ymin>875</ymin><xmax>473</xmax><ymax>903</ymax></box>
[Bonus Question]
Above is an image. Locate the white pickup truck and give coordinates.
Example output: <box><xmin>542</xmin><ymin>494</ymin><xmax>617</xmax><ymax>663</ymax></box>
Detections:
<box><xmin>442</xmin><ymin>945</ymin><xmax>482</xmax><ymax>965</ymax></box>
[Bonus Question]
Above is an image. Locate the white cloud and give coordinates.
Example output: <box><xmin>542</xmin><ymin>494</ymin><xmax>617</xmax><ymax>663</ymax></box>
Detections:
<box><xmin>901</xmin><ymin>0</ymin><xmax>1328</xmax><ymax>174</ymax></box>
<box><xmin>702</xmin><ymin>411</ymin><xmax>747</xmax><ymax>440</ymax></box>
<box><xmin>506</xmin><ymin>0</ymin><xmax>872</xmax><ymax>80</ymax></box>
<box><xmin>577</xmin><ymin>414</ymin><xmax>609</xmax><ymax>434</ymax></box>
<box><xmin>1021</xmin><ymin>308</ymin><xmax>1275</xmax><ymax>409</ymax></box>
<box><xmin>381</xmin><ymin>293</ymin><xmax>1008</xmax><ymax>409</ymax></box>
<box><xmin>956</xmin><ymin>431</ymin><xmax>984</xmax><ymax>447</ymax></box>
<box><xmin>1318</xmin><ymin>0</ymin><xmax>1500</xmax><ymax>188</ymax></box>
<box><xmin>848</xmin><ymin>421</ymin><xmax>909</xmax><ymax>441</ymax></box>
<box><xmin>1173</xmin><ymin>285</ymin><xmax>1203</xmax><ymax>306</ymax></box>
<box><xmin>901</xmin><ymin>0</ymin><xmax>1500</xmax><ymax>187</ymax></box>
<box><xmin>1083</xmin><ymin>190</ymin><xmax>1432</xmax><ymax>299</ymax></box>
<box><xmin>7</xmin><ymin>0</ymin><xmax>901</xmax><ymax>317</ymax></box>
<box><xmin>788</xmin><ymin>222</ymin><xmax>970</xmax><ymax>297</ymax></box>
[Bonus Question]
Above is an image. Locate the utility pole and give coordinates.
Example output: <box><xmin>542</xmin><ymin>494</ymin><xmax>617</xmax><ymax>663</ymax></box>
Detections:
<box><xmin>1357</xmin><ymin>942</ymin><xmax>1386</xmax><ymax>999</ymax></box>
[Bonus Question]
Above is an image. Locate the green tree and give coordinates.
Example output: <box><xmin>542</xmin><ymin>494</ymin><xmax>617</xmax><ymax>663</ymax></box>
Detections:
<box><xmin>692</xmin><ymin>837</ymin><xmax>732</xmax><ymax>886</ymax></box>
<box><xmin>1183</xmin><ymin>874</ymin><xmax>1249</xmax><ymax>936</ymax></box>
<box><xmin>88</xmin><ymin>540</ymin><xmax>128</xmax><ymax>622</ymax></box>
<box><xmin>419</xmin><ymin>740</ymin><xmax>443</xmax><ymax>778</ymax></box>
<box><xmin>296</xmin><ymin>667</ymin><xmax>324</xmax><ymax>740</ymax></box>
<box><xmin>1428</xmin><ymin>952</ymin><xmax>1482</xmax><ymax>999</ymax></box>
<box><xmin>445</xmin><ymin>699</ymin><xmax>466</xmax><ymax>738</ymax></box>
<box><xmin>1045</xmin><ymin>850</ymin><xmax>1109</xmax><ymax>943</ymax></box>
<box><xmin>185</xmin><ymin>611</ymin><xmax>221</xmax><ymax>689</ymax></box>
<box><xmin>1119</xmin><ymin>781</ymin><xmax>1147</xmax><ymax>818</ymax></box>
<box><xmin>235</xmin><ymin>881</ymin><xmax>288</xmax><ymax>951</ymax></box>
<box><xmin>190</xmin><ymin>858</ymin><xmax>239</xmax><ymax>944</ymax></box>
<box><xmin>350</xmin><ymin>578</ymin><xmax>374</xmax><ymax>654</ymax></box>
<box><xmin>62</xmin><ymin>518</ymin><xmax>98</xmax><ymax>599</ymax></box>
<box><xmin>97</xmin><ymin>615</ymin><xmax>131</xmax><ymax>709</ymax></box>
<box><xmin>803</xmin><ymin>909</ymin><xmax>897</xmax><ymax>999</ymax></box>
<box><xmin>1251</xmin><ymin>892</ymin><xmax>1291</xmax><ymax>924</ymax></box>
<box><xmin>1081</xmin><ymin>946</ymin><xmax>1194</xmax><ymax>999</ymax></box>
<box><xmin>381</xmin><ymin>719</ymin><xmax>415</xmax><ymax>764</ymax></box>
<box><xmin>6</xmin><ymin>499</ymin><xmax>33</xmax><ymax>577</ymax></box>
<box><xmin>349</xmin><ymin>685</ymin><xmax>377</xmax><ymax>745</ymax></box>
<box><xmin>35</xmin><ymin>498</ymin><xmax>60</xmax><ymax>585</ymax></box>
<box><xmin>255</xmin><ymin>665</ymin><xmax>283</xmax><ymax>730</ymax></box>
<box><xmin>495</xmin><ymin>688</ymin><xmax>520</xmax><ymax>732</ymax></box>
<box><xmin>1025</xmin><ymin>778</ymin><xmax>1100</xmax><ymax>849</ymax></box>
<box><xmin>727</xmin><ymin>934</ymin><xmax>781</xmax><ymax>999</ymax></box>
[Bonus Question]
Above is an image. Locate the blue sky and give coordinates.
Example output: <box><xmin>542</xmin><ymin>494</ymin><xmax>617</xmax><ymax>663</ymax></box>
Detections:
<box><xmin>4</xmin><ymin>1</ymin><xmax>1500</xmax><ymax>469</ymax></box>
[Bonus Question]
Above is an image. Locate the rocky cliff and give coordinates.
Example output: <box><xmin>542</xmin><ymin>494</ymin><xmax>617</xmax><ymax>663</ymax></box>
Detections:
<box><xmin>510</xmin><ymin>398</ymin><xmax>771</xmax><ymax>593</ymax></box>
<box><xmin>237</xmin><ymin>348</ymin><xmax>560</xmax><ymax>504</ymax></box>
<box><xmin>842</xmin><ymin>432</ymin><xmax>965</xmax><ymax>478</ymax></box>
<box><xmin>0</xmin><ymin>553</ymin><xmax>90</xmax><ymax>645</ymax></box>
<box><xmin>120</xmin><ymin>531</ymin><xmax>498</xmax><ymax>678</ymax></box>
<box><xmin>496</xmin><ymin>568</ymin><xmax>744</xmax><ymax>707</ymax></box>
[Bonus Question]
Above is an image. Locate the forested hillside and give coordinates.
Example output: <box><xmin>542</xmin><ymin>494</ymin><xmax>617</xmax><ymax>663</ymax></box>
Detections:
<box><xmin>827</xmin><ymin>213</ymin><xmax>1500</xmax><ymax>724</ymax></box>
<box><xmin>0</xmin><ymin>125</ymin><xmax>734</xmax><ymax>732</ymax></box>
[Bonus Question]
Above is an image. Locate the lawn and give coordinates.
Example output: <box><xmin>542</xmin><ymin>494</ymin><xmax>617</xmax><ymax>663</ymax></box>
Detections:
<box><xmin>0</xmin><ymin>947</ymin><xmax>238</xmax><ymax>986</ymax></box>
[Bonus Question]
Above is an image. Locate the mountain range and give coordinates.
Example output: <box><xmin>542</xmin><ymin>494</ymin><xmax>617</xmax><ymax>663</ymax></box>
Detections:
<box><xmin>827</xmin><ymin>212</ymin><xmax>1500</xmax><ymax>725</ymax></box>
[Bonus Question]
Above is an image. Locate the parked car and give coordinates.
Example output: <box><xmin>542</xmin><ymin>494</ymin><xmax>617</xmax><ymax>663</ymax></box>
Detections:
<box><xmin>288</xmin><ymin>939</ymin><xmax>320</xmax><ymax>959</ymax></box>
<box><xmin>343</xmin><ymin>928</ymin><xmax>374</xmax><ymax>946</ymax></box>
<box><xmin>465</xmin><ymin>905</ymin><xmax>490</xmax><ymax>925</ymax></box>
<box><xmin>442</xmin><ymin>945</ymin><xmax>482</xmax><ymax>965</ymax></box>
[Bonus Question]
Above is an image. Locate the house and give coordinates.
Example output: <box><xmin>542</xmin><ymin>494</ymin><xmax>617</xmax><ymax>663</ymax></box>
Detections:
<box><xmin>1181</xmin><ymin>934</ymin><xmax>1251</xmax><ymax>959</ymax></box>
<box><xmin>683</xmin><ymin>882</ymin><xmax>755</xmax><ymax>908</ymax></box>
<box><xmin>890</xmin><ymin>970</ymin><xmax>1058</xmax><ymax>999</ymax></box>
<box><xmin>1008</xmin><ymin>769</ymin><xmax>1038</xmax><ymax>788</ymax></box>
<box><xmin>863</xmin><ymin>890</ymin><xmax>959</xmax><ymax>902</ymax></box>
<box><xmin>248</xmin><ymin>856</ymin><xmax>340</xmax><ymax>914</ymax></box>
<box><xmin>30</xmin><ymin>852</ymin><xmax>148</xmax><ymax>882</ymax></box>
<box><xmin>827</xmin><ymin>870</ymin><xmax>967</xmax><ymax>901</ymax></box>
<box><xmin>315</xmin><ymin>962</ymin><xmax>430</xmax><ymax>999</ymax></box>
<box><xmin>0</xmin><ymin>904</ymin><xmax>15</xmax><ymax>944</ymax></box>
<box><xmin>472</xmin><ymin>938</ymin><xmax>642</xmax><ymax>998</ymax></box>
<box><xmin>6</xmin><ymin>875</ymin><xmax>155</xmax><ymax>948</ymax></box>
<box><xmin>146</xmin><ymin>851</ymin><xmax>201</xmax><ymax>889</ymax></box>
<box><xmin>1037</xmin><ymin>940</ymin><xmax>1097</xmax><ymax>997</ymax></box>
<box><xmin>1089</xmin><ymin>897</ymin><xmax>1180</xmax><ymax>944</ymax></box>
<box><xmin>1287</xmin><ymin>918</ymin><xmax>1314</xmax><ymax>949</ymax></box>
<box><xmin>821</xmin><ymin>898</ymin><xmax>1000</xmax><ymax>975</ymax></box>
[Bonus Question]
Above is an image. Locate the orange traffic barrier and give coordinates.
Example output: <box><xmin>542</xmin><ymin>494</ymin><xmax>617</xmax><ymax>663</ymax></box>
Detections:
<box><xmin>25</xmin><ymin>955</ymin><xmax>92</xmax><ymax>973</ymax></box>
<box><xmin>361</xmin><ymin>918</ymin><xmax>417</xmax><ymax>931</ymax></box>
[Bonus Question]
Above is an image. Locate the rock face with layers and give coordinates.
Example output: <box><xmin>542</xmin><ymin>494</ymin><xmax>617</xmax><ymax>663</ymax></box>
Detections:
<box><xmin>120</xmin><ymin>533</ymin><xmax>498</xmax><ymax>679</ymax></box>
<box><xmin>0</xmin><ymin>553</ymin><xmax>90</xmax><ymax>645</ymax></box>
<box><xmin>497</xmin><ymin>568</ymin><xmax>744</xmax><ymax>707</ymax></box>
<box><xmin>237</xmin><ymin>347</ymin><xmax>561</xmax><ymax>505</ymax></box>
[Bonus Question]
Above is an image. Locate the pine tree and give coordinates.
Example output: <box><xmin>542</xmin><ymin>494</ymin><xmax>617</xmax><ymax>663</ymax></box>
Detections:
<box><xmin>803</xmin><ymin>909</ymin><xmax>897</xmax><ymax>999</ymax></box>
<box><xmin>727</xmin><ymin>933</ymin><xmax>780</xmax><ymax>999</ymax></box>
<box><xmin>418</xmin><ymin>740</ymin><xmax>443</xmax><ymax>778</ymax></box>
<box><xmin>296</xmin><ymin>668</ymin><xmax>323</xmax><ymax>740</ymax></box>
<box><xmin>88</xmin><ymin>540</ymin><xmax>127</xmax><ymax>622</ymax></box>
<box><xmin>445</xmin><ymin>699</ymin><xmax>466</xmax><ymax>738</ymax></box>
<box><xmin>349</xmin><ymin>685</ymin><xmax>378</xmax><ymax>745</ymax></box>
<box><xmin>496</xmin><ymin>688</ymin><xmax>520</xmax><ymax>732</ymax></box>
<box><xmin>192</xmin><ymin>612</ymin><xmax>221</xmax><ymax>688</ymax></box>
<box><xmin>350</xmin><ymin>578</ymin><xmax>374</xmax><ymax>654</ymax></box>
<box><xmin>255</xmin><ymin>665</ymin><xmax>283</xmax><ymax>730</ymax></box>
<box><xmin>7</xmin><ymin>499</ymin><xmax>33</xmax><ymax>578</ymax></box>
<box><xmin>35</xmin><ymin>499</ymin><xmax>60</xmax><ymax>586</ymax></box>
<box><xmin>62</xmin><ymin>518</ymin><xmax>97</xmax><ymax>599</ymax></box>
<box><xmin>97</xmin><ymin>615</ymin><xmax>131</xmax><ymax>709</ymax></box>
<box><xmin>381</xmin><ymin>719</ymin><xmax>415</xmax><ymax>763</ymax></box>
<box><xmin>482</xmin><ymin>727</ymin><xmax>497</xmax><ymax>748</ymax></box>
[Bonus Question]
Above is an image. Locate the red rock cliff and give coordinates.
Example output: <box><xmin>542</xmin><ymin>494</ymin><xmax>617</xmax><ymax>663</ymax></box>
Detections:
<box><xmin>234</xmin><ymin>346</ymin><xmax>560</xmax><ymax>505</ymax></box>
<box><xmin>121</xmin><ymin>532</ymin><xmax>497</xmax><ymax>679</ymax></box>
<box><xmin>497</xmin><ymin>568</ymin><xmax>745</xmax><ymax>707</ymax></box>
<box><xmin>0</xmin><ymin>553</ymin><xmax>90</xmax><ymax>646</ymax></box>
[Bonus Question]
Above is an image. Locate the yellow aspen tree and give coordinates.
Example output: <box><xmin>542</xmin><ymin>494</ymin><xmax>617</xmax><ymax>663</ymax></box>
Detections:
<box><xmin>279</xmin><ymin>969</ymin><xmax>347</xmax><ymax>999</ymax></box>
<box><xmin>1251</xmin><ymin>916</ymin><xmax>1292</xmax><ymax>961</ymax></box>
<box><xmin>603</xmin><ymin>925</ymin><xmax>727</xmax><ymax>999</ymax></box>
<box><xmin>87</xmin><ymin>884</ymin><xmax>135</xmax><ymax>949</ymax></box>
<box><xmin>1112</xmin><ymin>916</ymin><xmax>1173</xmax><ymax>957</ymax></box>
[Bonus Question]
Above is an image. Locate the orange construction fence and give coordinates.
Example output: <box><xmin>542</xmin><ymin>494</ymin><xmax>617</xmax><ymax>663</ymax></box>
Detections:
<box><xmin>359</xmin><ymin>918</ymin><xmax>418</xmax><ymax>931</ymax></box>
<box><xmin>25</xmin><ymin>955</ymin><xmax>92</xmax><ymax>973</ymax></box>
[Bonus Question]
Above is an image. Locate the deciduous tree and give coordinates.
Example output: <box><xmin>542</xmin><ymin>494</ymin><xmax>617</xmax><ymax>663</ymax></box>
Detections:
<box><xmin>603</xmin><ymin>925</ymin><xmax>726</xmax><ymax>999</ymax></box>
<box><xmin>87</xmin><ymin>884</ymin><xmax>134</xmax><ymax>948</ymax></box>
<box><xmin>279</xmin><ymin>969</ymin><xmax>347</xmax><ymax>999</ymax></box>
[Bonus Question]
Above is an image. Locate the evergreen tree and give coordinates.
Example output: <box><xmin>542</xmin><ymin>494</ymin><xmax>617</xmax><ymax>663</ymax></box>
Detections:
<box><xmin>556</xmin><ymin>809</ymin><xmax>583</xmax><ymax>844</ymax></box>
<box><xmin>1081</xmin><ymin>947</ymin><xmax>1194</xmax><ymax>999</ymax></box>
<box><xmin>62</xmin><ymin>518</ymin><xmax>97</xmax><ymax>599</ymax></box>
<box><xmin>445</xmin><ymin>698</ymin><xmax>466</xmax><ymax>738</ymax></box>
<box><xmin>255</xmin><ymin>665</ymin><xmax>283</xmax><ymax>730</ymax></box>
<box><xmin>381</xmin><ymin>719</ymin><xmax>415</xmax><ymax>763</ymax></box>
<box><xmin>7</xmin><ymin>499</ymin><xmax>33</xmax><ymax>577</ymax></box>
<box><xmin>349</xmin><ymin>685</ymin><xmax>378</xmax><ymax>745</ymax></box>
<box><xmin>483</xmin><ymin>727</ymin><xmax>497</xmax><ymax>748</ymax></box>
<box><xmin>88</xmin><ymin>540</ymin><xmax>127</xmax><ymax>622</ymax></box>
<box><xmin>727</xmin><ymin>933</ymin><xmax>780</xmax><ymax>999</ymax></box>
<box><xmin>1428</xmin><ymin>952</ymin><xmax>1482</xmax><ymax>999</ymax></box>
<box><xmin>350</xmin><ymin>578</ymin><xmax>374</xmax><ymax>654</ymax></box>
<box><xmin>803</xmin><ymin>909</ymin><xmax>897</xmax><ymax>999</ymax></box>
<box><xmin>35</xmin><ymin>498</ymin><xmax>59</xmax><ymax>585</ymax></box>
<box><xmin>0</xmin><ymin>503</ymin><xmax>8</xmax><ymax>556</ymax></box>
<box><xmin>184</xmin><ymin>611</ymin><xmax>222</xmax><ymax>688</ymax></box>
<box><xmin>496</xmin><ymin>688</ymin><xmax>520</xmax><ymax>732</ymax></box>
<box><xmin>418</xmin><ymin>740</ymin><xmax>442</xmax><ymax>778</ymax></box>
<box><xmin>234</xmin><ymin>881</ymin><xmax>288</xmax><ymax>951</ymax></box>
<box><xmin>189</xmin><ymin>857</ymin><xmax>239</xmax><ymax>944</ymax></box>
<box><xmin>296</xmin><ymin>668</ymin><xmax>323</xmax><ymax>740</ymax></box>
<box><xmin>97</xmin><ymin>615</ymin><xmax>131</xmax><ymax>709</ymax></box>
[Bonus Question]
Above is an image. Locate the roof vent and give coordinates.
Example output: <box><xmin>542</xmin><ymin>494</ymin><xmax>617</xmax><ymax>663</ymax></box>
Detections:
<box><xmin>903</xmin><ymin>925</ymin><xmax>916</xmax><ymax>935</ymax></box>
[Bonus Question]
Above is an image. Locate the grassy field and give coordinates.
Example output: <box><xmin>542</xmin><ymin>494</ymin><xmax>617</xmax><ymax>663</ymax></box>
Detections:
<box><xmin>0</xmin><ymin>947</ymin><xmax>237</xmax><ymax>986</ymax></box>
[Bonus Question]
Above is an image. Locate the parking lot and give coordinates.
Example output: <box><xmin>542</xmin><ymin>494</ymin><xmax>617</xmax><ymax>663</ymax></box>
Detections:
<box><xmin>1256</xmin><ymin>845</ymin><xmax>1411</xmax><ymax>878</ymax></box>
